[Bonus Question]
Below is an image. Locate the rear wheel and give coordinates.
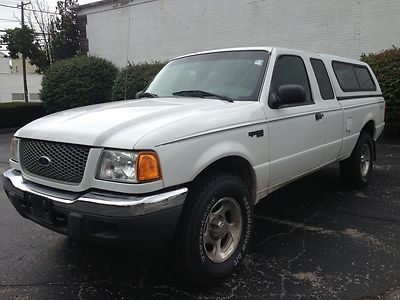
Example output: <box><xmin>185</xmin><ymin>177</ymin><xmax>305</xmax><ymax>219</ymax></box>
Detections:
<box><xmin>340</xmin><ymin>131</ymin><xmax>374</xmax><ymax>188</ymax></box>
<box><xmin>173</xmin><ymin>172</ymin><xmax>253</xmax><ymax>286</ymax></box>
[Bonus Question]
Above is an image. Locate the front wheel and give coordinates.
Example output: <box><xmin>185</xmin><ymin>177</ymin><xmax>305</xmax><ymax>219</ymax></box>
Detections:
<box><xmin>173</xmin><ymin>172</ymin><xmax>253</xmax><ymax>286</ymax></box>
<box><xmin>340</xmin><ymin>131</ymin><xmax>374</xmax><ymax>189</ymax></box>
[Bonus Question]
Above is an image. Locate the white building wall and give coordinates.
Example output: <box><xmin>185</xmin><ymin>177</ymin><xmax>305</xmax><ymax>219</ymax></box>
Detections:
<box><xmin>0</xmin><ymin>57</ymin><xmax>10</xmax><ymax>74</ymax></box>
<box><xmin>0</xmin><ymin>74</ymin><xmax>43</xmax><ymax>102</ymax></box>
<box><xmin>79</xmin><ymin>0</ymin><xmax>400</xmax><ymax>68</ymax></box>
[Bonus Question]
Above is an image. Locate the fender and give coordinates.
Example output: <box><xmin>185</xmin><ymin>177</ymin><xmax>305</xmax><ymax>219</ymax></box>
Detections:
<box><xmin>190</xmin><ymin>140</ymin><xmax>256</xmax><ymax>182</ymax></box>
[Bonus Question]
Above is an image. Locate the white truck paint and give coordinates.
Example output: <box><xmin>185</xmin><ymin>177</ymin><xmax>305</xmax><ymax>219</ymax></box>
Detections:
<box><xmin>3</xmin><ymin>47</ymin><xmax>385</xmax><ymax>285</ymax></box>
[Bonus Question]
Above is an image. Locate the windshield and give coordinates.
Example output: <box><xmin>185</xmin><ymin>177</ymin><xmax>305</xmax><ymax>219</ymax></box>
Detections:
<box><xmin>146</xmin><ymin>50</ymin><xmax>269</xmax><ymax>101</ymax></box>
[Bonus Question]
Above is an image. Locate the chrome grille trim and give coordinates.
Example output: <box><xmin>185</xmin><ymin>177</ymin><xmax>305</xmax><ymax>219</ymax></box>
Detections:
<box><xmin>19</xmin><ymin>139</ymin><xmax>90</xmax><ymax>184</ymax></box>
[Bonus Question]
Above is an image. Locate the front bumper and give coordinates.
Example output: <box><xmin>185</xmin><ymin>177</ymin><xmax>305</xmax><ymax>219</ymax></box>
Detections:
<box><xmin>2</xmin><ymin>169</ymin><xmax>187</xmax><ymax>247</ymax></box>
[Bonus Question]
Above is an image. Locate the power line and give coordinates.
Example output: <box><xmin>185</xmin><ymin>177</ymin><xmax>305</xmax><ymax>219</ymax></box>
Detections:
<box><xmin>24</xmin><ymin>7</ymin><xmax>59</xmax><ymax>15</ymax></box>
<box><xmin>1</xmin><ymin>0</ymin><xmax>19</xmax><ymax>3</ymax></box>
<box><xmin>0</xmin><ymin>3</ymin><xmax>15</xmax><ymax>8</ymax></box>
<box><xmin>0</xmin><ymin>17</ymin><xmax>19</xmax><ymax>22</ymax></box>
<box><xmin>0</xmin><ymin>2</ymin><xmax>60</xmax><ymax>15</ymax></box>
<box><xmin>0</xmin><ymin>17</ymin><xmax>44</xmax><ymax>24</ymax></box>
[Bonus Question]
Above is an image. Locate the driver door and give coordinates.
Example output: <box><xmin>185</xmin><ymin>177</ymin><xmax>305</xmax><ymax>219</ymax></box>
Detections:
<box><xmin>266</xmin><ymin>53</ymin><xmax>325</xmax><ymax>188</ymax></box>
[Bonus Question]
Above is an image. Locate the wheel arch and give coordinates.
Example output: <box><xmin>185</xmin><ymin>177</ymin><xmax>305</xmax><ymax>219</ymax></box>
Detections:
<box><xmin>360</xmin><ymin>119</ymin><xmax>376</xmax><ymax>160</ymax></box>
<box><xmin>191</xmin><ymin>155</ymin><xmax>257</xmax><ymax>203</ymax></box>
<box><xmin>361</xmin><ymin>119</ymin><xmax>375</xmax><ymax>138</ymax></box>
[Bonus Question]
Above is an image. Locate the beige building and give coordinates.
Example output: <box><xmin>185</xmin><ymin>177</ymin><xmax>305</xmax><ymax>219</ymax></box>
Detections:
<box><xmin>0</xmin><ymin>55</ymin><xmax>10</xmax><ymax>74</ymax></box>
<box><xmin>11</xmin><ymin>56</ymin><xmax>38</xmax><ymax>74</ymax></box>
<box><xmin>0</xmin><ymin>53</ymin><xmax>42</xmax><ymax>102</ymax></box>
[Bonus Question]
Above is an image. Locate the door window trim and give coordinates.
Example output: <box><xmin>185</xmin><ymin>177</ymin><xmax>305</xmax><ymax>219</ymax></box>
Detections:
<box><xmin>268</xmin><ymin>54</ymin><xmax>315</xmax><ymax>109</ymax></box>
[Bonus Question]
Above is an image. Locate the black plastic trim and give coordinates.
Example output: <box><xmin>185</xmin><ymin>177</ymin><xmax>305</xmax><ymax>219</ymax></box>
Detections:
<box><xmin>336</xmin><ymin>94</ymin><xmax>383</xmax><ymax>101</ymax></box>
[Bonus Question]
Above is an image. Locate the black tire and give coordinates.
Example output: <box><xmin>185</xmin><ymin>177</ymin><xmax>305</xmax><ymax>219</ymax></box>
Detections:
<box><xmin>173</xmin><ymin>172</ymin><xmax>253</xmax><ymax>286</ymax></box>
<box><xmin>339</xmin><ymin>131</ymin><xmax>374</xmax><ymax>189</ymax></box>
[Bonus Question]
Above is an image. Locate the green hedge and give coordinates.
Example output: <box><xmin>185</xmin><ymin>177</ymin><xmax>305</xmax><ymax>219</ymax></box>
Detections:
<box><xmin>0</xmin><ymin>102</ymin><xmax>46</xmax><ymax>128</ymax></box>
<box><xmin>112</xmin><ymin>62</ymin><xmax>165</xmax><ymax>101</ymax></box>
<box><xmin>361</xmin><ymin>46</ymin><xmax>400</xmax><ymax>135</ymax></box>
<box><xmin>40</xmin><ymin>55</ymin><xmax>119</xmax><ymax>113</ymax></box>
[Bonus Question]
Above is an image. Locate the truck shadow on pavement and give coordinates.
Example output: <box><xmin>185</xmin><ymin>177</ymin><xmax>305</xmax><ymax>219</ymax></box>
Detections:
<box><xmin>49</xmin><ymin>158</ymin><xmax>400</xmax><ymax>299</ymax></box>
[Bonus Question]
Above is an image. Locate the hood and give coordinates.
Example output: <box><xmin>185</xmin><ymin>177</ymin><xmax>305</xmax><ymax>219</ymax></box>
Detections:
<box><xmin>16</xmin><ymin>98</ymin><xmax>265</xmax><ymax>149</ymax></box>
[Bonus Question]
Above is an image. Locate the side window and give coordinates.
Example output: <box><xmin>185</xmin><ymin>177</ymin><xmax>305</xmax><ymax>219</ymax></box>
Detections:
<box><xmin>353</xmin><ymin>66</ymin><xmax>376</xmax><ymax>91</ymax></box>
<box><xmin>269</xmin><ymin>55</ymin><xmax>313</xmax><ymax>106</ymax></box>
<box><xmin>310</xmin><ymin>58</ymin><xmax>334</xmax><ymax>100</ymax></box>
<box><xmin>332</xmin><ymin>61</ymin><xmax>377</xmax><ymax>92</ymax></box>
<box><xmin>332</xmin><ymin>61</ymin><xmax>359</xmax><ymax>91</ymax></box>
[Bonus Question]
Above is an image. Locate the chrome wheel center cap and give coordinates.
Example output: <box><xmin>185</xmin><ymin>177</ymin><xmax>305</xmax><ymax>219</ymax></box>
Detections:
<box><xmin>210</xmin><ymin>215</ymin><xmax>228</xmax><ymax>239</ymax></box>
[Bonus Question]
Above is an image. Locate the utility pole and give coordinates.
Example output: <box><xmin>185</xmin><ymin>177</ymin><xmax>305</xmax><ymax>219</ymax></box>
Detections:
<box><xmin>18</xmin><ymin>1</ymin><xmax>30</xmax><ymax>103</ymax></box>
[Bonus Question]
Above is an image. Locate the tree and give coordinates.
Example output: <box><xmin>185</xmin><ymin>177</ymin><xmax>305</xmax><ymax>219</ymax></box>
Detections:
<box><xmin>41</xmin><ymin>56</ymin><xmax>118</xmax><ymax>113</ymax></box>
<box><xmin>2</xmin><ymin>0</ymin><xmax>80</xmax><ymax>73</ymax></box>
<box><xmin>51</xmin><ymin>0</ymin><xmax>80</xmax><ymax>61</ymax></box>
<box><xmin>361</xmin><ymin>46</ymin><xmax>400</xmax><ymax>135</ymax></box>
<box><xmin>26</xmin><ymin>0</ymin><xmax>56</xmax><ymax>69</ymax></box>
<box><xmin>1</xmin><ymin>26</ymin><xmax>46</xmax><ymax>71</ymax></box>
<box><xmin>5</xmin><ymin>0</ymin><xmax>80</xmax><ymax>73</ymax></box>
<box><xmin>27</xmin><ymin>0</ymin><xmax>80</xmax><ymax>67</ymax></box>
<box><xmin>112</xmin><ymin>62</ymin><xmax>166</xmax><ymax>100</ymax></box>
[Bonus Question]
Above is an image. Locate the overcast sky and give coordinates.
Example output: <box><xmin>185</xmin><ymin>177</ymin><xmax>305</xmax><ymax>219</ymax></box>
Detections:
<box><xmin>0</xmin><ymin>0</ymin><xmax>96</xmax><ymax>32</ymax></box>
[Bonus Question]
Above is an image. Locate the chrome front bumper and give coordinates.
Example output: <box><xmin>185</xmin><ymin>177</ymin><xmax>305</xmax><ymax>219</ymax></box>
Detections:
<box><xmin>3</xmin><ymin>169</ymin><xmax>188</xmax><ymax>218</ymax></box>
<box><xmin>3</xmin><ymin>169</ymin><xmax>188</xmax><ymax>246</ymax></box>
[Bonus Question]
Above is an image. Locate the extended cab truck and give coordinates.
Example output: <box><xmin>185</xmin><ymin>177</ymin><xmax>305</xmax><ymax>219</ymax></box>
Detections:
<box><xmin>3</xmin><ymin>47</ymin><xmax>385</xmax><ymax>286</ymax></box>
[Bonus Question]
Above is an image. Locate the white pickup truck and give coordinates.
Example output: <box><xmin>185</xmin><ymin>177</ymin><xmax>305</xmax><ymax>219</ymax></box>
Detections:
<box><xmin>3</xmin><ymin>47</ymin><xmax>385</xmax><ymax>286</ymax></box>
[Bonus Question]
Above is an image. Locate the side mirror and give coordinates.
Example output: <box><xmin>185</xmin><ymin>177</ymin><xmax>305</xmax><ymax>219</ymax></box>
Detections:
<box><xmin>135</xmin><ymin>91</ymin><xmax>144</xmax><ymax>99</ymax></box>
<box><xmin>270</xmin><ymin>84</ymin><xmax>306</xmax><ymax>108</ymax></box>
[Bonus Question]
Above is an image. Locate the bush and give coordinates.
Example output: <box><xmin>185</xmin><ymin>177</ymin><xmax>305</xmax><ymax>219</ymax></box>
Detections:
<box><xmin>40</xmin><ymin>55</ymin><xmax>118</xmax><ymax>113</ymax></box>
<box><xmin>361</xmin><ymin>46</ymin><xmax>400</xmax><ymax>135</ymax></box>
<box><xmin>0</xmin><ymin>102</ymin><xmax>46</xmax><ymax>128</ymax></box>
<box><xmin>112</xmin><ymin>62</ymin><xmax>165</xmax><ymax>100</ymax></box>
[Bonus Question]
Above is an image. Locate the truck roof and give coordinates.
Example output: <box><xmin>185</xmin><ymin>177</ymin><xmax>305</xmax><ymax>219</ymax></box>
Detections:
<box><xmin>172</xmin><ymin>46</ymin><xmax>365</xmax><ymax>65</ymax></box>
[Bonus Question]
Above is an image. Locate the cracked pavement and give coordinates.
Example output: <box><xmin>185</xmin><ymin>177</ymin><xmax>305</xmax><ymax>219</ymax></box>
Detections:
<box><xmin>1</xmin><ymin>132</ymin><xmax>399</xmax><ymax>299</ymax></box>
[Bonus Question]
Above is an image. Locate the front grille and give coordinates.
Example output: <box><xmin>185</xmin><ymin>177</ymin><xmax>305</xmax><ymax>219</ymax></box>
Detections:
<box><xmin>20</xmin><ymin>139</ymin><xmax>90</xmax><ymax>184</ymax></box>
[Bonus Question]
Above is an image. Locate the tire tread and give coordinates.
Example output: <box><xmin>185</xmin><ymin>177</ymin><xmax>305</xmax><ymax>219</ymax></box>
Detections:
<box><xmin>173</xmin><ymin>171</ymin><xmax>251</xmax><ymax>286</ymax></box>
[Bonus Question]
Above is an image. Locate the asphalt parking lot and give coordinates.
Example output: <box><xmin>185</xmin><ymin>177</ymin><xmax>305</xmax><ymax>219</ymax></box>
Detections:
<box><xmin>1</xmin><ymin>132</ymin><xmax>399</xmax><ymax>299</ymax></box>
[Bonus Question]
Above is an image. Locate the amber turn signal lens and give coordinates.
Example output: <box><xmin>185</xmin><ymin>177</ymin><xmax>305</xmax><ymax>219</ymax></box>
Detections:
<box><xmin>137</xmin><ymin>152</ymin><xmax>161</xmax><ymax>182</ymax></box>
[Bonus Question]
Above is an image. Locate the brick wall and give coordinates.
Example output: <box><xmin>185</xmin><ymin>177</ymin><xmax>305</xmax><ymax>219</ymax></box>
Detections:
<box><xmin>78</xmin><ymin>0</ymin><xmax>400</xmax><ymax>67</ymax></box>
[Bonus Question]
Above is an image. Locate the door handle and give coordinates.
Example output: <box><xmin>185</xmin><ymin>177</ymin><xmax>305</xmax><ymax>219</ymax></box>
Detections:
<box><xmin>315</xmin><ymin>112</ymin><xmax>324</xmax><ymax>121</ymax></box>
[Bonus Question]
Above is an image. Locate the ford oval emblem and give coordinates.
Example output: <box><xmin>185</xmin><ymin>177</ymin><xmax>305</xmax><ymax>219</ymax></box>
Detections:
<box><xmin>38</xmin><ymin>156</ymin><xmax>52</xmax><ymax>167</ymax></box>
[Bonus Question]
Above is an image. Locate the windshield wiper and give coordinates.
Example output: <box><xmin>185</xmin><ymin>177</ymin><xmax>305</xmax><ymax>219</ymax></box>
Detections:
<box><xmin>136</xmin><ymin>91</ymin><xmax>159</xmax><ymax>99</ymax></box>
<box><xmin>172</xmin><ymin>90</ymin><xmax>234</xmax><ymax>102</ymax></box>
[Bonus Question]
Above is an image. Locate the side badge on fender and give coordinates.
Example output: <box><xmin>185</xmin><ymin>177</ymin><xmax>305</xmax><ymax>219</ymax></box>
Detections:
<box><xmin>248</xmin><ymin>130</ymin><xmax>264</xmax><ymax>138</ymax></box>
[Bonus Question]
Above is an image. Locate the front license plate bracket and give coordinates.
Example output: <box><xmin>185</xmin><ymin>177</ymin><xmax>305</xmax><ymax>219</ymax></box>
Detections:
<box><xmin>25</xmin><ymin>194</ymin><xmax>54</xmax><ymax>225</ymax></box>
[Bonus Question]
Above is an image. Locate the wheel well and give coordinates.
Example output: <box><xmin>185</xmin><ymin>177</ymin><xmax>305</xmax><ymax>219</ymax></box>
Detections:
<box><xmin>361</xmin><ymin>120</ymin><xmax>376</xmax><ymax>160</ymax></box>
<box><xmin>362</xmin><ymin>120</ymin><xmax>375</xmax><ymax>138</ymax></box>
<box><xmin>193</xmin><ymin>156</ymin><xmax>257</xmax><ymax>202</ymax></box>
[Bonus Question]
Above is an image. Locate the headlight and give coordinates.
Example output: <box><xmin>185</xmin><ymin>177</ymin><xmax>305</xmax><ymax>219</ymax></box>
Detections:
<box><xmin>96</xmin><ymin>150</ymin><xmax>161</xmax><ymax>183</ymax></box>
<box><xmin>9</xmin><ymin>138</ymin><xmax>19</xmax><ymax>162</ymax></box>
